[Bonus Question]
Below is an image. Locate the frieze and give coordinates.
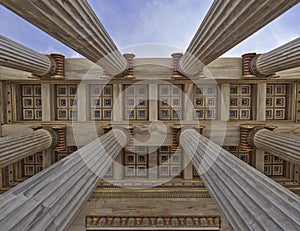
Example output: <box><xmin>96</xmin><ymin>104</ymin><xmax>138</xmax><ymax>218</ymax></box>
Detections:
<box><xmin>86</xmin><ymin>215</ymin><xmax>221</xmax><ymax>229</ymax></box>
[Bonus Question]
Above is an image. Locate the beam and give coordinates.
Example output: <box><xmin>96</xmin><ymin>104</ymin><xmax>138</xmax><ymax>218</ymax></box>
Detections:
<box><xmin>251</xmin><ymin>37</ymin><xmax>300</xmax><ymax>76</ymax></box>
<box><xmin>0</xmin><ymin>35</ymin><xmax>56</xmax><ymax>77</ymax></box>
<box><xmin>0</xmin><ymin>128</ymin><xmax>56</xmax><ymax>168</ymax></box>
<box><xmin>178</xmin><ymin>0</ymin><xmax>299</xmax><ymax>77</ymax></box>
<box><xmin>248</xmin><ymin>127</ymin><xmax>300</xmax><ymax>165</ymax></box>
<box><xmin>180</xmin><ymin>128</ymin><xmax>300</xmax><ymax>230</ymax></box>
<box><xmin>0</xmin><ymin>128</ymin><xmax>128</xmax><ymax>230</ymax></box>
<box><xmin>0</xmin><ymin>0</ymin><xmax>128</xmax><ymax>76</ymax></box>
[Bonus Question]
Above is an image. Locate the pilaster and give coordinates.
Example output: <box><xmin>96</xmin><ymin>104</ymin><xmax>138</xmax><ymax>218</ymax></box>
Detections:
<box><xmin>183</xmin><ymin>84</ymin><xmax>194</xmax><ymax>121</ymax></box>
<box><xmin>149</xmin><ymin>84</ymin><xmax>158</xmax><ymax>121</ymax></box>
<box><xmin>183</xmin><ymin>150</ymin><xmax>193</xmax><ymax>180</ymax></box>
<box><xmin>256</xmin><ymin>82</ymin><xmax>266</xmax><ymax>121</ymax></box>
<box><xmin>254</xmin><ymin>149</ymin><xmax>264</xmax><ymax>173</ymax></box>
<box><xmin>113</xmin><ymin>151</ymin><xmax>124</xmax><ymax>180</ymax></box>
<box><xmin>41</xmin><ymin>84</ymin><xmax>52</xmax><ymax>121</ymax></box>
<box><xmin>220</xmin><ymin>83</ymin><xmax>230</xmax><ymax>121</ymax></box>
<box><xmin>77</xmin><ymin>84</ymin><xmax>87</xmax><ymax>122</ymax></box>
<box><xmin>113</xmin><ymin>84</ymin><xmax>123</xmax><ymax>121</ymax></box>
<box><xmin>148</xmin><ymin>149</ymin><xmax>158</xmax><ymax>180</ymax></box>
<box><xmin>42</xmin><ymin>149</ymin><xmax>53</xmax><ymax>169</ymax></box>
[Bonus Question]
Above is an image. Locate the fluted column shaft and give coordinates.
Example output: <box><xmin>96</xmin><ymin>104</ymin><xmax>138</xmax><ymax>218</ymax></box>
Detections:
<box><xmin>251</xmin><ymin>37</ymin><xmax>300</xmax><ymax>76</ymax></box>
<box><xmin>0</xmin><ymin>128</ymin><xmax>128</xmax><ymax>230</ymax></box>
<box><xmin>178</xmin><ymin>0</ymin><xmax>299</xmax><ymax>77</ymax></box>
<box><xmin>0</xmin><ymin>0</ymin><xmax>128</xmax><ymax>76</ymax></box>
<box><xmin>0</xmin><ymin>35</ymin><xmax>56</xmax><ymax>76</ymax></box>
<box><xmin>0</xmin><ymin>128</ymin><xmax>55</xmax><ymax>168</ymax></box>
<box><xmin>180</xmin><ymin>128</ymin><xmax>300</xmax><ymax>230</ymax></box>
<box><xmin>250</xmin><ymin>128</ymin><xmax>300</xmax><ymax>165</ymax></box>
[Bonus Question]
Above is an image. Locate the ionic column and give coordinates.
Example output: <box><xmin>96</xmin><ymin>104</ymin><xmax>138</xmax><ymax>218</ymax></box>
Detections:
<box><xmin>0</xmin><ymin>35</ymin><xmax>56</xmax><ymax>77</ymax></box>
<box><xmin>178</xmin><ymin>0</ymin><xmax>299</xmax><ymax>77</ymax></box>
<box><xmin>0</xmin><ymin>128</ymin><xmax>56</xmax><ymax>168</ymax></box>
<box><xmin>1</xmin><ymin>0</ymin><xmax>128</xmax><ymax>76</ymax></box>
<box><xmin>180</xmin><ymin>128</ymin><xmax>300</xmax><ymax>230</ymax></box>
<box><xmin>251</xmin><ymin>37</ymin><xmax>300</xmax><ymax>76</ymax></box>
<box><xmin>248</xmin><ymin>127</ymin><xmax>300</xmax><ymax>165</ymax></box>
<box><xmin>0</xmin><ymin>128</ymin><xmax>128</xmax><ymax>230</ymax></box>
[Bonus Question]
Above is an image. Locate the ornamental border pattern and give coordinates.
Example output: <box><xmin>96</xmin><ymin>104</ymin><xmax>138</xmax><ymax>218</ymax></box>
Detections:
<box><xmin>86</xmin><ymin>215</ymin><xmax>221</xmax><ymax>229</ymax></box>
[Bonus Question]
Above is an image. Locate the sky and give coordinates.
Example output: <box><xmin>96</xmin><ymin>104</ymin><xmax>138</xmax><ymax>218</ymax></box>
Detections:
<box><xmin>0</xmin><ymin>0</ymin><xmax>299</xmax><ymax>58</ymax></box>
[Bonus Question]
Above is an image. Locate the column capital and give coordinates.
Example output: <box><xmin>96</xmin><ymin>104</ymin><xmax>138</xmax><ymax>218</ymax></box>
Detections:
<box><xmin>171</xmin><ymin>52</ymin><xmax>183</xmax><ymax>78</ymax></box>
<box><xmin>122</xmin><ymin>53</ymin><xmax>135</xmax><ymax>79</ymax></box>
<box><xmin>178</xmin><ymin>0</ymin><xmax>299</xmax><ymax>76</ymax></box>
<box><xmin>240</xmin><ymin>124</ymin><xmax>276</xmax><ymax>150</ymax></box>
<box><xmin>0</xmin><ymin>35</ymin><xmax>57</xmax><ymax>78</ymax></box>
<box><xmin>31</xmin><ymin>124</ymin><xmax>67</xmax><ymax>151</ymax></box>
<box><xmin>1</xmin><ymin>0</ymin><xmax>128</xmax><ymax>76</ymax></box>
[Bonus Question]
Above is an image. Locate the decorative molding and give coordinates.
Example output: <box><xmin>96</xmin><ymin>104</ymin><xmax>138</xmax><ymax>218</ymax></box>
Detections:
<box><xmin>31</xmin><ymin>124</ymin><xmax>66</xmax><ymax>151</ymax></box>
<box><xmin>171</xmin><ymin>53</ymin><xmax>183</xmax><ymax>78</ymax></box>
<box><xmin>50</xmin><ymin>54</ymin><xmax>65</xmax><ymax>79</ymax></box>
<box><xmin>240</xmin><ymin>124</ymin><xmax>277</xmax><ymax>150</ymax></box>
<box><xmin>86</xmin><ymin>215</ymin><xmax>221</xmax><ymax>229</ymax></box>
<box><xmin>91</xmin><ymin>188</ymin><xmax>210</xmax><ymax>199</ymax></box>
<box><xmin>123</xmin><ymin>54</ymin><xmax>135</xmax><ymax>79</ymax></box>
<box><xmin>241</xmin><ymin>53</ymin><xmax>256</xmax><ymax>78</ymax></box>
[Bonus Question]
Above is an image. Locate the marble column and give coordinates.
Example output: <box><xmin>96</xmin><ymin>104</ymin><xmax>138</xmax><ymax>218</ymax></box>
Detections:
<box><xmin>178</xmin><ymin>0</ymin><xmax>299</xmax><ymax>77</ymax></box>
<box><xmin>251</xmin><ymin>37</ymin><xmax>300</xmax><ymax>76</ymax></box>
<box><xmin>0</xmin><ymin>128</ymin><xmax>56</xmax><ymax>168</ymax></box>
<box><xmin>249</xmin><ymin>127</ymin><xmax>300</xmax><ymax>165</ymax></box>
<box><xmin>0</xmin><ymin>35</ymin><xmax>56</xmax><ymax>77</ymax></box>
<box><xmin>180</xmin><ymin>128</ymin><xmax>300</xmax><ymax>230</ymax></box>
<box><xmin>0</xmin><ymin>128</ymin><xmax>128</xmax><ymax>230</ymax></box>
<box><xmin>1</xmin><ymin>0</ymin><xmax>128</xmax><ymax>76</ymax></box>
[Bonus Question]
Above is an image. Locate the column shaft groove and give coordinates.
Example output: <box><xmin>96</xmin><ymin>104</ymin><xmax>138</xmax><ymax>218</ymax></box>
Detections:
<box><xmin>0</xmin><ymin>128</ymin><xmax>128</xmax><ymax>230</ymax></box>
<box><xmin>178</xmin><ymin>0</ymin><xmax>299</xmax><ymax>76</ymax></box>
<box><xmin>1</xmin><ymin>0</ymin><xmax>128</xmax><ymax>76</ymax></box>
<box><xmin>0</xmin><ymin>129</ymin><xmax>54</xmax><ymax>168</ymax></box>
<box><xmin>252</xmin><ymin>129</ymin><xmax>300</xmax><ymax>165</ymax></box>
<box><xmin>0</xmin><ymin>35</ymin><xmax>56</xmax><ymax>76</ymax></box>
<box><xmin>253</xmin><ymin>37</ymin><xmax>300</xmax><ymax>76</ymax></box>
<box><xmin>180</xmin><ymin>128</ymin><xmax>300</xmax><ymax>230</ymax></box>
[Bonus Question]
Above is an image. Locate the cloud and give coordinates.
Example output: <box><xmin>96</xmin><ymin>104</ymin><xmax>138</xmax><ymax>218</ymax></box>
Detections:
<box><xmin>223</xmin><ymin>3</ymin><xmax>300</xmax><ymax>57</ymax></box>
<box><xmin>1</xmin><ymin>1</ymin><xmax>299</xmax><ymax>59</ymax></box>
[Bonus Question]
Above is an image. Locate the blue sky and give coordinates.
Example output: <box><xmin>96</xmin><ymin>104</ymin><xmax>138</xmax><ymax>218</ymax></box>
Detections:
<box><xmin>0</xmin><ymin>0</ymin><xmax>299</xmax><ymax>58</ymax></box>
